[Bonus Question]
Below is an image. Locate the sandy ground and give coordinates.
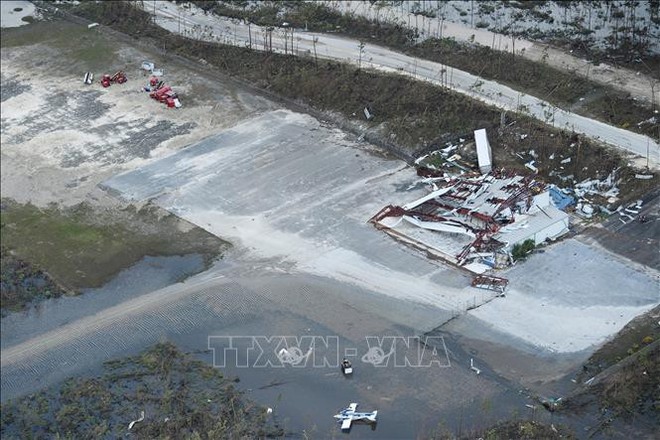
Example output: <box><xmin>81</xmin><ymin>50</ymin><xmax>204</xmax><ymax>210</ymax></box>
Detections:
<box><xmin>0</xmin><ymin>33</ymin><xmax>276</xmax><ymax>207</ymax></box>
<box><xmin>0</xmin><ymin>1</ymin><xmax>36</xmax><ymax>28</ymax></box>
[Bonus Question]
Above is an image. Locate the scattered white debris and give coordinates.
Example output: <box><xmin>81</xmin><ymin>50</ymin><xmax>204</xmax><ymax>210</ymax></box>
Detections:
<box><xmin>266</xmin><ymin>408</ymin><xmax>273</xmax><ymax>414</ymax></box>
<box><xmin>560</xmin><ymin>157</ymin><xmax>571</xmax><ymax>164</ymax></box>
<box><xmin>581</xmin><ymin>204</ymin><xmax>594</xmax><ymax>216</ymax></box>
<box><xmin>637</xmin><ymin>116</ymin><xmax>657</xmax><ymax>127</ymax></box>
<box><xmin>88</xmin><ymin>22</ymin><xmax>99</xmax><ymax>29</ymax></box>
<box><xmin>635</xmin><ymin>174</ymin><xmax>653</xmax><ymax>180</ymax></box>
<box><xmin>128</xmin><ymin>411</ymin><xmax>145</xmax><ymax>431</ymax></box>
<box><xmin>142</xmin><ymin>61</ymin><xmax>155</xmax><ymax>71</ymax></box>
<box><xmin>440</xmin><ymin>144</ymin><xmax>457</xmax><ymax>156</ymax></box>
<box><xmin>470</xmin><ymin>358</ymin><xmax>481</xmax><ymax>375</ymax></box>
<box><xmin>525</xmin><ymin>161</ymin><xmax>538</xmax><ymax>173</ymax></box>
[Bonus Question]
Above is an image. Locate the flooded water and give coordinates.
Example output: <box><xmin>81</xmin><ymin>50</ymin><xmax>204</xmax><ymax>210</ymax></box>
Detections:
<box><xmin>1</xmin><ymin>254</ymin><xmax>207</xmax><ymax>349</ymax></box>
<box><xmin>171</xmin><ymin>312</ymin><xmax>531</xmax><ymax>439</ymax></box>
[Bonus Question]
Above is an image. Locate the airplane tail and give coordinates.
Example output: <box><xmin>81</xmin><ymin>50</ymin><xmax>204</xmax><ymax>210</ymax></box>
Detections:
<box><xmin>368</xmin><ymin>410</ymin><xmax>378</xmax><ymax>422</ymax></box>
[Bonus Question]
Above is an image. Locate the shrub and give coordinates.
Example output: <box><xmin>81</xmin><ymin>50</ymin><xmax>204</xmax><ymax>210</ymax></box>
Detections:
<box><xmin>511</xmin><ymin>239</ymin><xmax>535</xmax><ymax>261</ymax></box>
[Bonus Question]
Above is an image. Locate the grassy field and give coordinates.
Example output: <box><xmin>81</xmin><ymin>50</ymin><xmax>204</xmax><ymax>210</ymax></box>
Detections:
<box><xmin>0</xmin><ymin>342</ymin><xmax>283</xmax><ymax>439</ymax></box>
<box><xmin>1</xmin><ymin>20</ymin><xmax>120</xmax><ymax>75</ymax></box>
<box><xmin>0</xmin><ymin>200</ymin><xmax>228</xmax><ymax>294</ymax></box>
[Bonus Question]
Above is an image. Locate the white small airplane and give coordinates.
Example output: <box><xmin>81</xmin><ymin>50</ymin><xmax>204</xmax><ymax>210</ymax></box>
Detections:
<box><xmin>334</xmin><ymin>403</ymin><xmax>378</xmax><ymax>430</ymax></box>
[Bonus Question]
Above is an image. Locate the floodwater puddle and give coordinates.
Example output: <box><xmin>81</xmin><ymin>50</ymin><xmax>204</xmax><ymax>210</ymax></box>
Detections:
<box><xmin>1</xmin><ymin>254</ymin><xmax>206</xmax><ymax>349</ymax></box>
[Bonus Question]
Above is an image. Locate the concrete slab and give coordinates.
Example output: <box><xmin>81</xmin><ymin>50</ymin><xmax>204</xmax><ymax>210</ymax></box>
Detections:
<box><xmin>104</xmin><ymin>109</ymin><xmax>481</xmax><ymax>315</ymax></box>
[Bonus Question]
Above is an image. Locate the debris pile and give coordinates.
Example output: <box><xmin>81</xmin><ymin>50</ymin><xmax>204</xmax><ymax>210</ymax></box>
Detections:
<box><xmin>415</xmin><ymin>137</ymin><xmax>474</xmax><ymax>177</ymax></box>
<box><xmin>142</xmin><ymin>60</ymin><xmax>182</xmax><ymax>108</ymax></box>
<box><xmin>371</xmin><ymin>169</ymin><xmax>570</xmax><ymax>273</ymax></box>
<box><xmin>616</xmin><ymin>199</ymin><xmax>644</xmax><ymax>225</ymax></box>
<box><xmin>471</xmin><ymin>274</ymin><xmax>509</xmax><ymax>294</ymax></box>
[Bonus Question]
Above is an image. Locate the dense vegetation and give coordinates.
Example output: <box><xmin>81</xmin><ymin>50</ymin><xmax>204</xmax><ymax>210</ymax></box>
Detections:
<box><xmin>0</xmin><ymin>246</ymin><xmax>67</xmax><ymax>314</ymax></box>
<box><xmin>0</xmin><ymin>343</ymin><xmax>283</xmax><ymax>439</ymax></box>
<box><xmin>511</xmin><ymin>239</ymin><xmax>536</xmax><ymax>261</ymax></box>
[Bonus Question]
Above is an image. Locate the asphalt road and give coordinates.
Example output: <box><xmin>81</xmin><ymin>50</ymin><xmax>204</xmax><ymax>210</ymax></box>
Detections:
<box><xmin>145</xmin><ymin>1</ymin><xmax>660</xmax><ymax>168</ymax></box>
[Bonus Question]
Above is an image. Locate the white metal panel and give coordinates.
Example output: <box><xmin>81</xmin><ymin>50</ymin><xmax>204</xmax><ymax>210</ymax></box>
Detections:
<box><xmin>474</xmin><ymin>128</ymin><xmax>492</xmax><ymax>174</ymax></box>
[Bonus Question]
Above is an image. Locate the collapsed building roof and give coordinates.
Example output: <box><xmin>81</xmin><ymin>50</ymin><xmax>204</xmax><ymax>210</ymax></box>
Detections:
<box><xmin>371</xmin><ymin>170</ymin><xmax>569</xmax><ymax>273</ymax></box>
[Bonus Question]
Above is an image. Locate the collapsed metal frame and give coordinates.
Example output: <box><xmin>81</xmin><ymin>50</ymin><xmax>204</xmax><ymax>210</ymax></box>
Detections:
<box><xmin>371</xmin><ymin>170</ymin><xmax>545</xmax><ymax>266</ymax></box>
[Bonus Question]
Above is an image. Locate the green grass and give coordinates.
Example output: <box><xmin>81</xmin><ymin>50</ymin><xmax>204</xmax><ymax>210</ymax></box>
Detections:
<box><xmin>0</xmin><ymin>200</ymin><xmax>227</xmax><ymax>291</ymax></box>
<box><xmin>1</xmin><ymin>20</ymin><xmax>119</xmax><ymax>73</ymax></box>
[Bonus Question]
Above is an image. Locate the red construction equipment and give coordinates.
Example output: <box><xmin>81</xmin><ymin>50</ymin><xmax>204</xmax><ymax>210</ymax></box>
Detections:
<box><xmin>149</xmin><ymin>83</ymin><xmax>180</xmax><ymax>108</ymax></box>
<box><xmin>101</xmin><ymin>71</ymin><xmax>127</xmax><ymax>87</ymax></box>
<box><xmin>111</xmin><ymin>71</ymin><xmax>127</xmax><ymax>84</ymax></box>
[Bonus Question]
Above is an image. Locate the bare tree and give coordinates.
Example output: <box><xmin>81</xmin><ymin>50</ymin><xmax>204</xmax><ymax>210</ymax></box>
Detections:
<box><xmin>358</xmin><ymin>40</ymin><xmax>366</xmax><ymax>70</ymax></box>
<box><xmin>312</xmin><ymin>36</ymin><xmax>319</xmax><ymax>67</ymax></box>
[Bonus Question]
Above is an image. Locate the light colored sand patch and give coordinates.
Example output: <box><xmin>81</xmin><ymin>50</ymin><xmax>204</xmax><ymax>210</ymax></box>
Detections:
<box><xmin>1</xmin><ymin>1</ymin><xmax>36</xmax><ymax>28</ymax></box>
<box><xmin>470</xmin><ymin>289</ymin><xmax>656</xmax><ymax>353</ymax></box>
<box><xmin>470</xmin><ymin>239</ymin><xmax>659</xmax><ymax>353</ymax></box>
<box><xmin>1</xmin><ymin>40</ymin><xmax>273</xmax><ymax>206</ymax></box>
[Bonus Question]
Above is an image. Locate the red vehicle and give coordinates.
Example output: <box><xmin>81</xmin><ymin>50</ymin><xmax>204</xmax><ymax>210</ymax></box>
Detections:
<box><xmin>150</xmin><ymin>85</ymin><xmax>180</xmax><ymax>108</ymax></box>
<box><xmin>101</xmin><ymin>70</ymin><xmax>127</xmax><ymax>87</ymax></box>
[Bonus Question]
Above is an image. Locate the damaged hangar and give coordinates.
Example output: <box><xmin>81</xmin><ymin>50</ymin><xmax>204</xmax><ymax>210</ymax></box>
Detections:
<box><xmin>371</xmin><ymin>170</ymin><xmax>570</xmax><ymax>274</ymax></box>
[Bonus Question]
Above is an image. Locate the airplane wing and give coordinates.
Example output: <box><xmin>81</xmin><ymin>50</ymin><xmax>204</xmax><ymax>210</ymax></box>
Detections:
<box><xmin>341</xmin><ymin>418</ymin><xmax>352</xmax><ymax>430</ymax></box>
<box><xmin>348</xmin><ymin>403</ymin><xmax>358</xmax><ymax>412</ymax></box>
